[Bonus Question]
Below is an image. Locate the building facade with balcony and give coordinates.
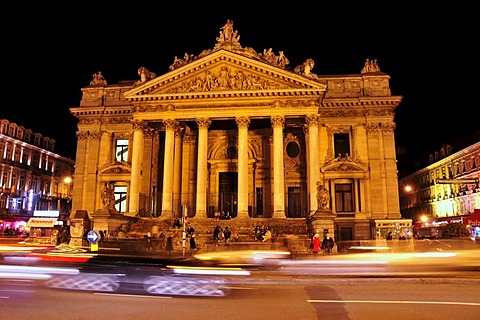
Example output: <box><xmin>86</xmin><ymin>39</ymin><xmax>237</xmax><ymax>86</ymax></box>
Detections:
<box><xmin>0</xmin><ymin>119</ymin><xmax>75</xmax><ymax>233</ymax></box>
<box><xmin>69</xmin><ymin>20</ymin><xmax>408</xmax><ymax>243</ymax></box>
<box><xmin>399</xmin><ymin>139</ymin><xmax>480</xmax><ymax>225</ymax></box>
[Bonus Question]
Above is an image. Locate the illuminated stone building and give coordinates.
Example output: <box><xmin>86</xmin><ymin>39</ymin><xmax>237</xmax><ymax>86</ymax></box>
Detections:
<box><xmin>69</xmin><ymin>20</ymin><xmax>406</xmax><ymax>242</ymax></box>
<box><xmin>0</xmin><ymin>119</ymin><xmax>75</xmax><ymax>231</ymax></box>
<box><xmin>399</xmin><ymin>139</ymin><xmax>480</xmax><ymax>223</ymax></box>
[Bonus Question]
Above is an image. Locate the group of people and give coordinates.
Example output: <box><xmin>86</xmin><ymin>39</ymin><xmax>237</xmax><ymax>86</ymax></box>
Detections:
<box><xmin>311</xmin><ymin>233</ymin><xmax>335</xmax><ymax>254</ymax></box>
<box><xmin>254</xmin><ymin>225</ymin><xmax>272</xmax><ymax>242</ymax></box>
<box><xmin>386</xmin><ymin>230</ymin><xmax>407</xmax><ymax>240</ymax></box>
<box><xmin>213</xmin><ymin>211</ymin><xmax>232</xmax><ymax>222</ymax></box>
<box><xmin>213</xmin><ymin>225</ymin><xmax>235</xmax><ymax>243</ymax></box>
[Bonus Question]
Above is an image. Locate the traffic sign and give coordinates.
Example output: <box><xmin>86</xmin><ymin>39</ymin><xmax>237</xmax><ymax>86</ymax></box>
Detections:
<box><xmin>87</xmin><ymin>230</ymin><xmax>100</xmax><ymax>243</ymax></box>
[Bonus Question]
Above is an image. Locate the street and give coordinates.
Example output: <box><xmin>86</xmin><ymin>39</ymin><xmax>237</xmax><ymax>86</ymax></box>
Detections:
<box><xmin>1</xmin><ymin>278</ymin><xmax>479</xmax><ymax>320</ymax></box>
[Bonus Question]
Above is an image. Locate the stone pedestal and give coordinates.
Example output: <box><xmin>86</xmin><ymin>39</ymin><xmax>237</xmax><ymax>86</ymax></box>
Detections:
<box><xmin>69</xmin><ymin>210</ymin><xmax>91</xmax><ymax>247</ymax></box>
<box><xmin>307</xmin><ymin>209</ymin><xmax>337</xmax><ymax>253</ymax></box>
<box><xmin>308</xmin><ymin>209</ymin><xmax>335</xmax><ymax>237</ymax></box>
<box><xmin>92</xmin><ymin>208</ymin><xmax>129</xmax><ymax>238</ymax></box>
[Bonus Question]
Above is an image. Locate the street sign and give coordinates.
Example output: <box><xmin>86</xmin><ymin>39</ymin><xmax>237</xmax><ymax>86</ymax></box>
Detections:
<box><xmin>87</xmin><ymin>230</ymin><xmax>100</xmax><ymax>243</ymax></box>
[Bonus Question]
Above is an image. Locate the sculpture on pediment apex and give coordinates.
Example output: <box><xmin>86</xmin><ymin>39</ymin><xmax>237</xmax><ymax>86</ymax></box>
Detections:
<box><xmin>216</xmin><ymin>19</ymin><xmax>240</xmax><ymax>44</ymax></box>
<box><xmin>361</xmin><ymin>58</ymin><xmax>381</xmax><ymax>73</ymax></box>
<box><xmin>90</xmin><ymin>71</ymin><xmax>107</xmax><ymax>86</ymax></box>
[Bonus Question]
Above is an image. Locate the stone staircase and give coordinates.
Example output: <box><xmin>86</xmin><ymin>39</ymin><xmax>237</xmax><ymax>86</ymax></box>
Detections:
<box><xmin>109</xmin><ymin>217</ymin><xmax>312</xmax><ymax>256</ymax></box>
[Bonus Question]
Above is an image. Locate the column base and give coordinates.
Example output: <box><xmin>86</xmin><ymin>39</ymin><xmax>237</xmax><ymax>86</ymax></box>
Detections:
<box><xmin>272</xmin><ymin>210</ymin><xmax>286</xmax><ymax>218</ymax></box>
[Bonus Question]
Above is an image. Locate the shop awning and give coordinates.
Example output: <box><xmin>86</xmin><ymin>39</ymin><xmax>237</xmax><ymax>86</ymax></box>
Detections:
<box><xmin>463</xmin><ymin>209</ymin><xmax>480</xmax><ymax>227</ymax></box>
<box><xmin>26</xmin><ymin>217</ymin><xmax>58</xmax><ymax>228</ymax></box>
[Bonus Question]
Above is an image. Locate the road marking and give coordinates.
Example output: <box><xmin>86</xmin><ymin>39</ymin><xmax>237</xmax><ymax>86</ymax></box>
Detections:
<box><xmin>94</xmin><ymin>293</ymin><xmax>172</xmax><ymax>299</ymax></box>
<box><xmin>308</xmin><ymin>300</ymin><xmax>480</xmax><ymax>306</ymax></box>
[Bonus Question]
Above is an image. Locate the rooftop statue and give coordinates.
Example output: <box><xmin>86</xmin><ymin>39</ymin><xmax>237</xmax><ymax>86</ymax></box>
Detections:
<box><xmin>169</xmin><ymin>19</ymin><xmax>291</xmax><ymax>71</ymax></box>
<box><xmin>134</xmin><ymin>67</ymin><xmax>157</xmax><ymax>86</ymax></box>
<box><xmin>90</xmin><ymin>71</ymin><xmax>107</xmax><ymax>86</ymax></box>
<box><xmin>216</xmin><ymin>19</ymin><xmax>240</xmax><ymax>44</ymax></box>
<box><xmin>361</xmin><ymin>58</ymin><xmax>381</xmax><ymax>73</ymax></box>
<box><xmin>293</xmin><ymin>58</ymin><xmax>318</xmax><ymax>79</ymax></box>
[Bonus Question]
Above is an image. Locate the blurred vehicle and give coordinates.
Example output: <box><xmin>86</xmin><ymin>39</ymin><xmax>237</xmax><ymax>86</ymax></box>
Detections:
<box><xmin>193</xmin><ymin>249</ymin><xmax>291</xmax><ymax>269</ymax></box>
<box><xmin>44</xmin><ymin>253</ymin><xmax>250</xmax><ymax>297</ymax></box>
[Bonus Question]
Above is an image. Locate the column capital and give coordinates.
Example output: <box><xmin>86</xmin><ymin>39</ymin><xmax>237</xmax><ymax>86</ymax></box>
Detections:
<box><xmin>271</xmin><ymin>115</ymin><xmax>284</xmax><ymax>128</ymax></box>
<box><xmin>305</xmin><ymin>114</ymin><xmax>321</xmax><ymax>126</ymax></box>
<box><xmin>131</xmin><ymin>120</ymin><xmax>147</xmax><ymax>131</ymax></box>
<box><xmin>163</xmin><ymin>119</ymin><xmax>179</xmax><ymax>130</ymax></box>
<box><xmin>196</xmin><ymin>118</ymin><xmax>211</xmax><ymax>129</ymax></box>
<box><xmin>235</xmin><ymin>116</ymin><xmax>250</xmax><ymax>128</ymax></box>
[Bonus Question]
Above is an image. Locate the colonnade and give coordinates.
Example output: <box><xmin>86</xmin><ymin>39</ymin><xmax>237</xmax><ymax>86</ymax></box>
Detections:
<box><xmin>128</xmin><ymin>115</ymin><xmax>324</xmax><ymax>218</ymax></box>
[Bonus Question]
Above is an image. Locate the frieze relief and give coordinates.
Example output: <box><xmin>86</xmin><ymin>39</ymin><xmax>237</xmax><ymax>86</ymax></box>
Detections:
<box><xmin>365</xmin><ymin>109</ymin><xmax>394</xmax><ymax>116</ymax></box>
<box><xmin>78</xmin><ymin>118</ymin><xmax>102</xmax><ymax>125</ymax></box>
<box><xmin>365</xmin><ymin>122</ymin><xmax>395</xmax><ymax>133</ymax></box>
<box><xmin>164</xmin><ymin>66</ymin><xmax>290</xmax><ymax>94</ymax></box>
<box><xmin>102</xmin><ymin>117</ymin><xmax>132</xmax><ymax>124</ymax></box>
<box><xmin>319</xmin><ymin>110</ymin><xmax>363</xmax><ymax>117</ymax></box>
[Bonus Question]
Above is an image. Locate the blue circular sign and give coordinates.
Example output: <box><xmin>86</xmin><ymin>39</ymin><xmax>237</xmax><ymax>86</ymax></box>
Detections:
<box><xmin>87</xmin><ymin>230</ymin><xmax>100</xmax><ymax>243</ymax></box>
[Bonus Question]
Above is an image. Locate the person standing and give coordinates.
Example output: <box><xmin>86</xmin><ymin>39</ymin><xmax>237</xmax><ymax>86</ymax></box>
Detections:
<box><xmin>165</xmin><ymin>233</ymin><xmax>174</xmax><ymax>258</ymax></box>
<box><xmin>386</xmin><ymin>231</ymin><xmax>393</xmax><ymax>240</ymax></box>
<box><xmin>322</xmin><ymin>234</ymin><xmax>335</xmax><ymax>254</ymax></box>
<box><xmin>189</xmin><ymin>233</ymin><xmax>197</xmax><ymax>257</ymax></box>
<box><xmin>311</xmin><ymin>234</ymin><xmax>321</xmax><ymax>254</ymax></box>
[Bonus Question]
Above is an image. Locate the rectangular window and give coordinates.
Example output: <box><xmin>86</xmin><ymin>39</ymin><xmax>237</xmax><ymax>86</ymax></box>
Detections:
<box><xmin>114</xmin><ymin>185</ymin><xmax>128</xmax><ymax>213</ymax></box>
<box><xmin>115</xmin><ymin>139</ymin><xmax>129</xmax><ymax>162</ymax></box>
<box><xmin>335</xmin><ymin>183</ymin><xmax>354</xmax><ymax>212</ymax></box>
<box><xmin>334</xmin><ymin>133</ymin><xmax>350</xmax><ymax>158</ymax></box>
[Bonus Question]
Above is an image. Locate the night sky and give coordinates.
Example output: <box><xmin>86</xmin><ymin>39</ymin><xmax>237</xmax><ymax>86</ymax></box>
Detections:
<box><xmin>2</xmin><ymin>4</ymin><xmax>478</xmax><ymax>178</ymax></box>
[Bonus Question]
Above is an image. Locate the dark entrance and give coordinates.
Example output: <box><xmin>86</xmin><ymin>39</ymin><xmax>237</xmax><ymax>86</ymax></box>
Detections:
<box><xmin>219</xmin><ymin>172</ymin><xmax>238</xmax><ymax>217</ymax></box>
<box><xmin>287</xmin><ymin>187</ymin><xmax>301</xmax><ymax>218</ymax></box>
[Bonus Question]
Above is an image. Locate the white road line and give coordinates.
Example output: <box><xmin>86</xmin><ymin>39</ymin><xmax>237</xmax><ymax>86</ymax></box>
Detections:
<box><xmin>307</xmin><ymin>300</ymin><xmax>480</xmax><ymax>306</ymax></box>
<box><xmin>93</xmin><ymin>293</ymin><xmax>172</xmax><ymax>299</ymax></box>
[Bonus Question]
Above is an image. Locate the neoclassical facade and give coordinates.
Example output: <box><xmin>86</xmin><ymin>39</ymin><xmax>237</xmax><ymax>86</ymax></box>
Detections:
<box><xmin>70</xmin><ymin>20</ymin><xmax>404</xmax><ymax>241</ymax></box>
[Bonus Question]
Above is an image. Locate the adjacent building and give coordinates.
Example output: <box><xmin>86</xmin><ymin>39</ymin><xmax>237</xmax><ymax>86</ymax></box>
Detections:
<box><xmin>0</xmin><ymin>119</ymin><xmax>75</xmax><ymax>234</ymax></box>
<box><xmin>399</xmin><ymin>137</ymin><xmax>480</xmax><ymax>238</ymax></box>
<box><xmin>69</xmin><ymin>20</ymin><xmax>409</xmax><ymax>243</ymax></box>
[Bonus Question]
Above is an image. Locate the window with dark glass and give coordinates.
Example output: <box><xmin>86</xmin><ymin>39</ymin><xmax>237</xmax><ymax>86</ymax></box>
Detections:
<box><xmin>227</xmin><ymin>146</ymin><xmax>237</xmax><ymax>159</ymax></box>
<box><xmin>286</xmin><ymin>141</ymin><xmax>300</xmax><ymax>158</ymax></box>
<box><xmin>334</xmin><ymin>133</ymin><xmax>350</xmax><ymax>157</ymax></box>
<box><xmin>335</xmin><ymin>183</ymin><xmax>354</xmax><ymax>212</ymax></box>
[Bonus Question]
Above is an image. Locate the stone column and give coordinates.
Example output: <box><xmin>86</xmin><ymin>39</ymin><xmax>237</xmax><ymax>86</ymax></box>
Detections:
<box><xmin>129</xmin><ymin>120</ymin><xmax>146</xmax><ymax>216</ymax></box>
<box><xmin>306</xmin><ymin>115</ymin><xmax>320</xmax><ymax>214</ymax></box>
<box><xmin>161</xmin><ymin>119</ymin><xmax>178</xmax><ymax>217</ymax></box>
<box><xmin>196</xmin><ymin>118</ymin><xmax>211</xmax><ymax>218</ymax></box>
<box><xmin>271</xmin><ymin>116</ymin><xmax>285</xmax><ymax>218</ymax></box>
<box><xmin>173</xmin><ymin>125</ymin><xmax>184</xmax><ymax>218</ymax></box>
<box><xmin>236</xmin><ymin>116</ymin><xmax>250</xmax><ymax>218</ymax></box>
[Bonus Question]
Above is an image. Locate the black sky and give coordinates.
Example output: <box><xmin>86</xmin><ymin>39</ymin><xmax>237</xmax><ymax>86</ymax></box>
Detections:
<box><xmin>2</xmin><ymin>4</ymin><xmax>478</xmax><ymax>178</ymax></box>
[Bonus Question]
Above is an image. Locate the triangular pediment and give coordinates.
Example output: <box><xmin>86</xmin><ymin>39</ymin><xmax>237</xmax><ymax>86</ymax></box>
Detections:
<box><xmin>123</xmin><ymin>49</ymin><xmax>326</xmax><ymax>105</ymax></box>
